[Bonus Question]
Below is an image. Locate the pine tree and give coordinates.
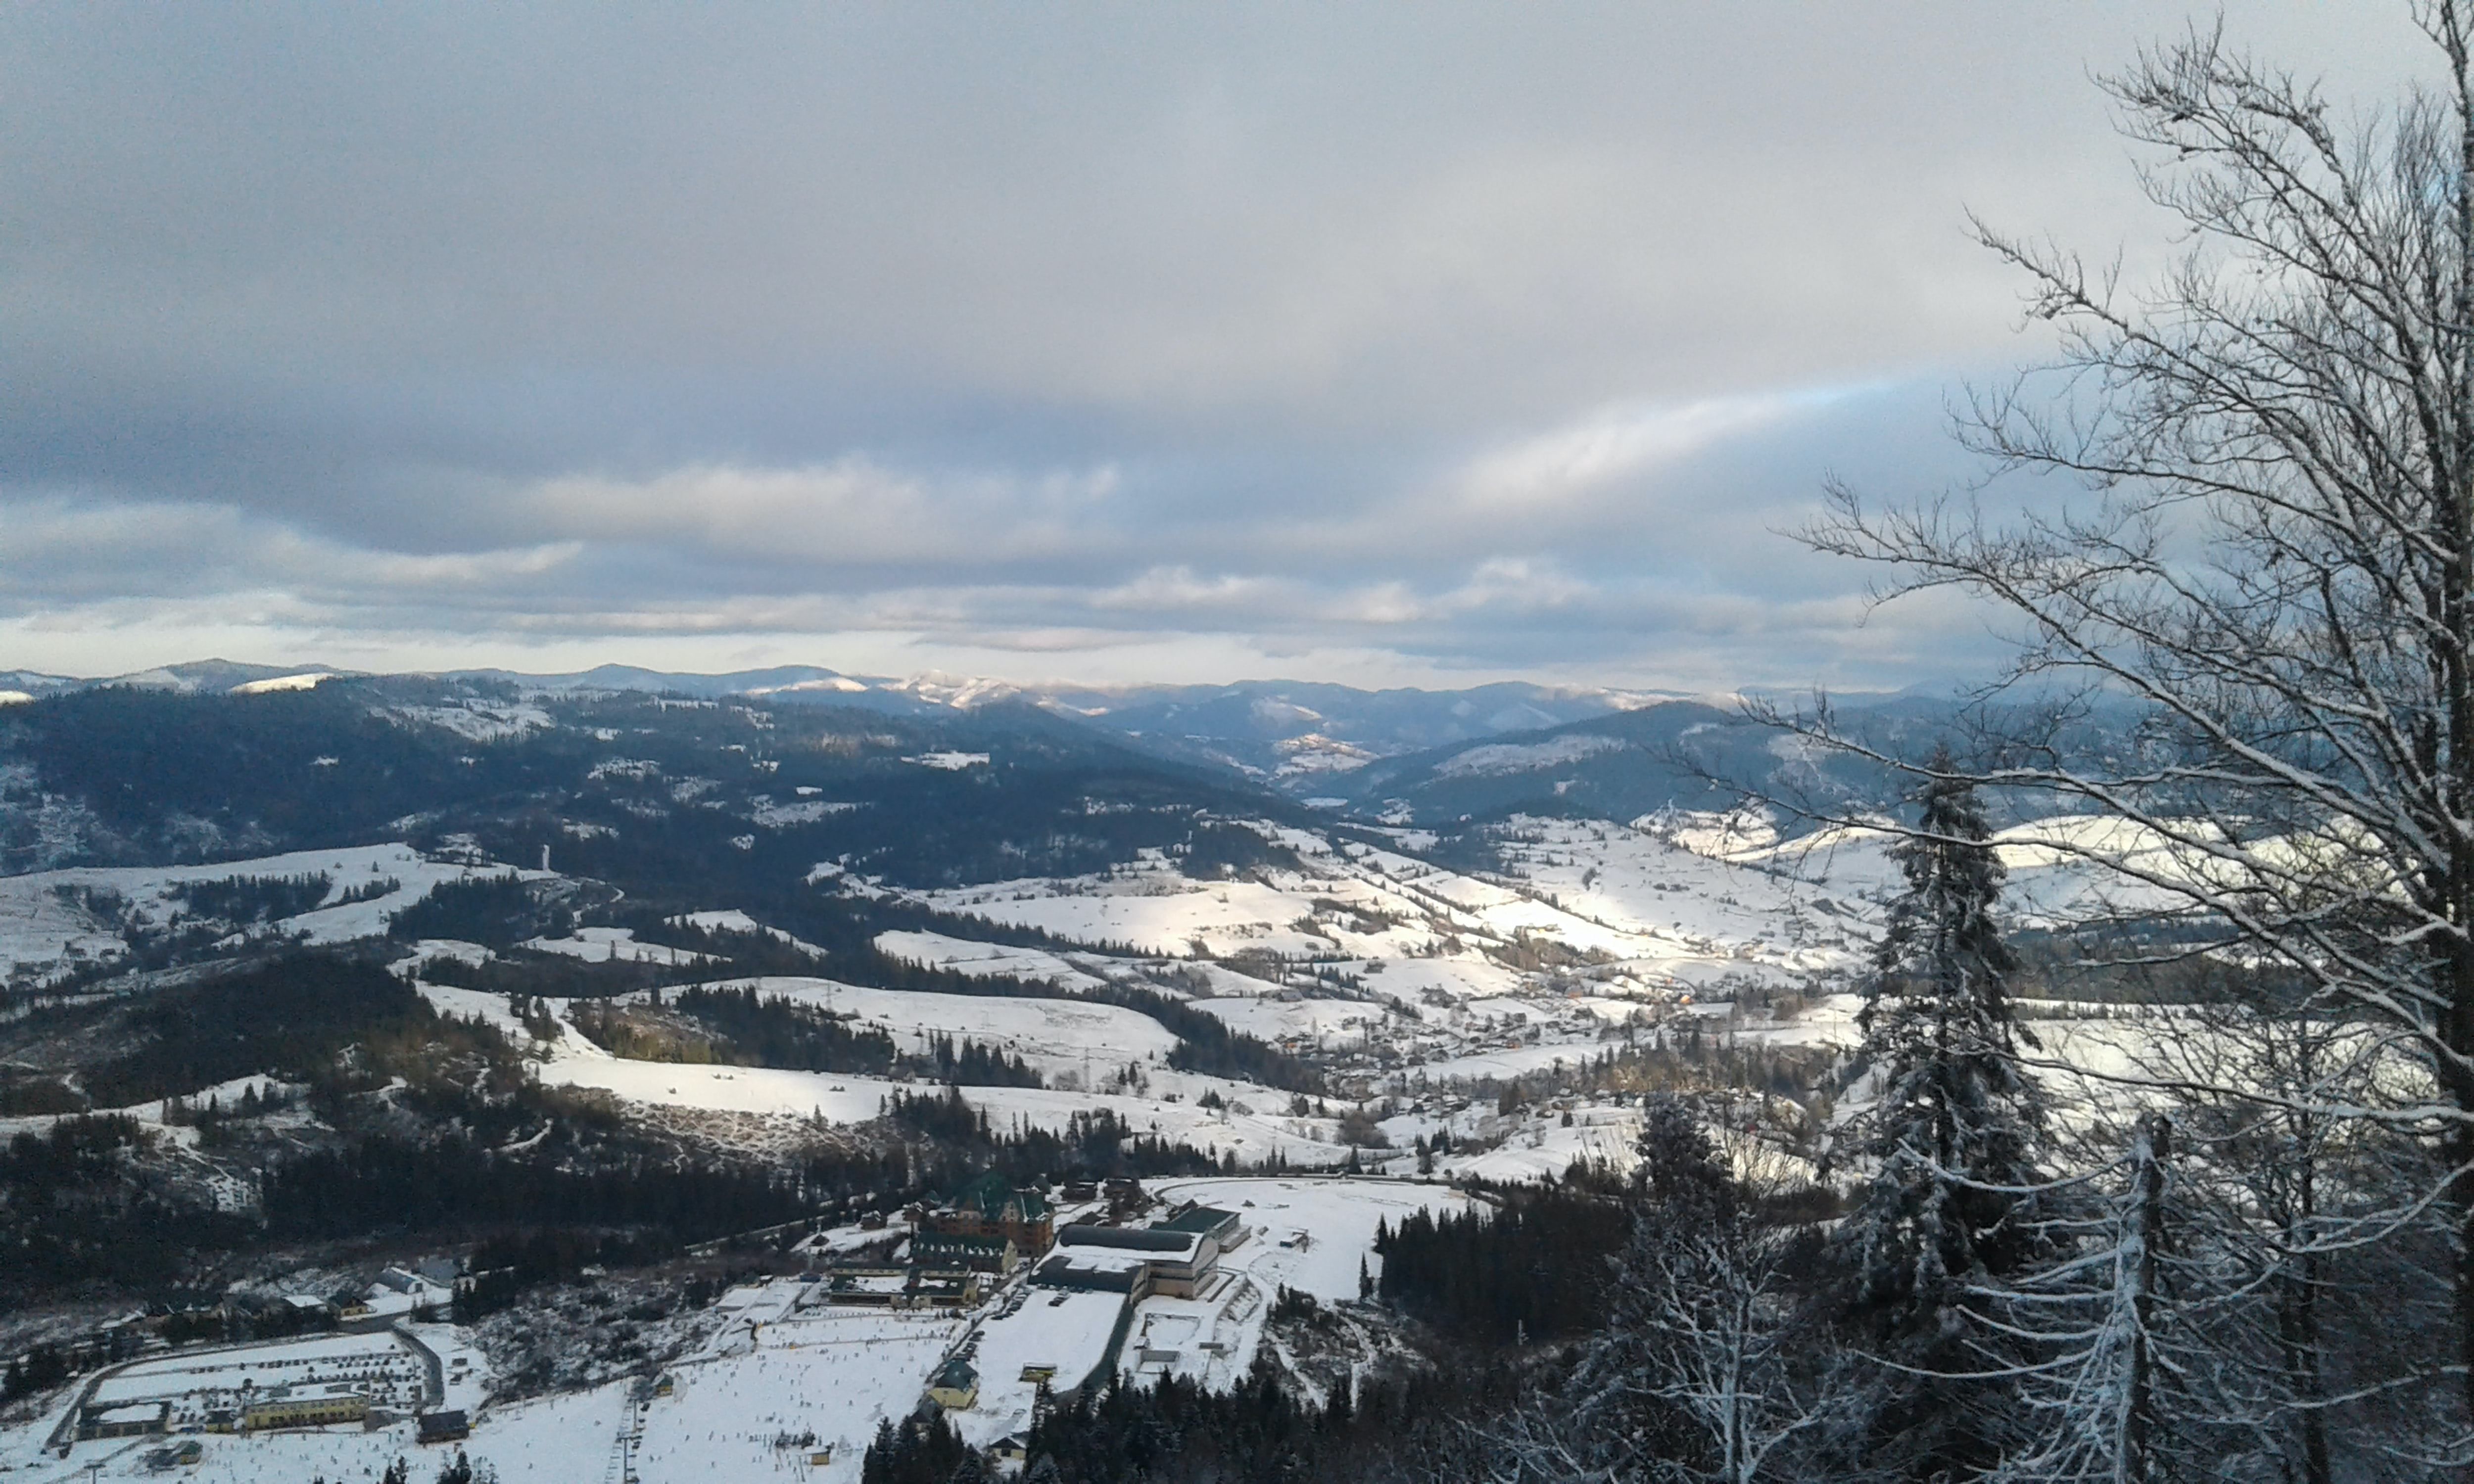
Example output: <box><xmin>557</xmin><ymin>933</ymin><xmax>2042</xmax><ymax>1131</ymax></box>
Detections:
<box><xmin>1835</xmin><ymin>750</ymin><xmax>2047</xmax><ymax>1472</ymax></box>
<box><xmin>1843</xmin><ymin>749</ymin><xmax>2046</xmax><ymax>1326</ymax></box>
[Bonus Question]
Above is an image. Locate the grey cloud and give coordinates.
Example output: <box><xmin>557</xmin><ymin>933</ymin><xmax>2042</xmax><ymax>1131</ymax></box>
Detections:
<box><xmin>0</xmin><ymin>2</ymin><xmax>2433</xmax><ymax>686</ymax></box>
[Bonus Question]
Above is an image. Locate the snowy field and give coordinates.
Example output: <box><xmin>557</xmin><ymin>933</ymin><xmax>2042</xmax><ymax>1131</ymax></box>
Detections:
<box><xmin>636</xmin><ymin>1306</ymin><xmax>962</xmax><ymax>1484</ymax></box>
<box><xmin>533</xmin><ymin>1046</ymin><xmax>1359</xmax><ymax>1166</ymax></box>
<box><xmin>1189</xmin><ymin>995</ymin><xmax>1397</xmax><ymax>1047</ymax></box>
<box><xmin>875</xmin><ymin>929</ymin><xmax>1114</xmax><ymax>993</ymax></box>
<box><xmin>684</xmin><ymin>976</ymin><xmax>1183</xmax><ymax>1081</ymax></box>
<box><xmin>521</xmin><ymin>926</ymin><xmax>718</xmax><ymax>967</ymax></box>
<box><xmin>917</xmin><ymin>864</ymin><xmax>1362</xmax><ymax>959</ymax></box>
<box><xmin>0</xmin><ymin>842</ymin><xmax>539</xmax><ymax>984</ymax></box>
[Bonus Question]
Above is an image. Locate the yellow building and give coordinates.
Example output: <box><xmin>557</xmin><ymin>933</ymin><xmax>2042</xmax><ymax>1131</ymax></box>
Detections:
<box><xmin>925</xmin><ymin>1359</ymin><xmax>979</xmax><ymax>1411</ymax></box>
<box><xmin>243</xmin><ymin>1386</ymin><xmax>369</xmax><ymax>1432</ymax></box>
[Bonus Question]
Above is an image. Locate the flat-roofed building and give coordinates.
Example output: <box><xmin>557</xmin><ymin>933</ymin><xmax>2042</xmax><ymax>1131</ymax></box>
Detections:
<box><xmin>1040</xmin><ymin>1221</ymin><xmax>1221</xmax><ymax>1298</ymax></box>
<box><xmin>1153</xmin><ymin>1203</ymin><xmax>1245</xmax><ymax>1249</ymax></box>
<box><xmin>78</xmin><ymin>1400</ymin><xmax>168</xmax><ymax>1441</ymax></box>
<box><xmin>818</xmin><ymin>1265</ymin><xmax>986</xmax><ymax>1309</ymax></box>
<box><xmin>243</xmin><ymin>1385</ymin><xmax>369</xmax><ymax>1432</ymax></box>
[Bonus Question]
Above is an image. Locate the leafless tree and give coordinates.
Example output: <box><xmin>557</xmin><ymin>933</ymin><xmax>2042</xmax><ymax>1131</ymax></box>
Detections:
<box><xmin>1481</xmin><ymin>1103</ymin><xmax>1851</xmax><ymax>1484</ymax></box>
<box><xmin>1782</xmin><ymin>0</ymin><xmax>2474</xmax><ymax>1434</ymax></box>
<box><xmin>1610</xmin><ymin>1214</ymin><xmax>1846</xmax><ymax>1484</ymax></box>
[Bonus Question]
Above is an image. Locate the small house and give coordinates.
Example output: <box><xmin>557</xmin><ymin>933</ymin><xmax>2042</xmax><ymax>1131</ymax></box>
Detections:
<box><xmin>283</xmin><ymin>1294</ymin><xmax>334</xmax><ymax>1323</ymax></box>
<box><xmin>417</xmin><ymin>1409</ymin><xmax>471</xmax><ymax>1444</ymax></box>
<box><xmin>143</xmin><ymin>1439</ymin><xmax>204</xmax><ymax>1470</ymax></box>
<box><xmin>926</xmin><ymin>1358</ymin><xmax>979</xmax><ymax>1411</ymax></box>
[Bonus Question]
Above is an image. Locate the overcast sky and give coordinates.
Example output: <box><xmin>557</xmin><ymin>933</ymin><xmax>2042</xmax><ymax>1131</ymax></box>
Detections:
<box><xmin>0</xmin><ymin>3</ymin><xmax>2434</xmax><ymax>690</ymax></box>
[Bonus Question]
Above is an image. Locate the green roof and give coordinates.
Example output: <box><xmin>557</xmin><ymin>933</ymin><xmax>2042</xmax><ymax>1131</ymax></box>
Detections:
<box><xmin>1155</xmin><ymin>1206</ymin><xmax>1238</xmax><ymax>1235</ymax></box>
<box><xmin>946</xmin><ymin>1171</ymin><xmax>1050</xmax><ymax>1220</ymax></box>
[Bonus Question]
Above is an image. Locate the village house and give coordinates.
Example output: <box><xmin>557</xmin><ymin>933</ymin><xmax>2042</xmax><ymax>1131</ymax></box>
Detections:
<box><xmin>926</xmin><ymin>1357</ymin><xmax>979</xmax><ymax>1411</ymax></box>
<box><xmin>417</xmin><ymin>1409</ymin><xmax>471</xmax><ymax>1445</ymax></box>
<box><xmin>143</xmin><ymin>1439</ymin><xmax>205</xmax><ymax>1470</ymax></box>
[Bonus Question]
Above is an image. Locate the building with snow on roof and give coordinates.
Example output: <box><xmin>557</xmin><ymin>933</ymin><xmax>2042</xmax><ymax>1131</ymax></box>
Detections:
<box><xmin>1033</xmin><ymin>1209</ymin><xmax>1236</xmax><ymax>1299</ymax></box>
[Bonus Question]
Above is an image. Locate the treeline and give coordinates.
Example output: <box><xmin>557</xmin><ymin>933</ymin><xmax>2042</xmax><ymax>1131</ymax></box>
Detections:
<box><xmin>868</xmin><ymin>1356</ymin><xmax>1516</xmax><ymax>1484</ymax></box>
<box><xmin>258</xmin><ymin>1134</ymin><xmax>812</xmax><ymax>1243</ymax></box>
<box><xmin>1091</xmin><ymin>982</ymin><xmax>1325</xmax><ymax>1094</ymax></box>
<box><xmin>1471</xmin><ymin>1035</ymin><xmax>1841</xmax><ymax>1111</ymax></box>
<box><xmin>0</xmin><ymin>1115</ymin><xmax>256</xmax><ymax>1293</ymax></box>
<box><xmin>667</xmin><ymin>984</ymin><xmax>900</xmax><ymax>1072</ymax></box>
<box><xmin>77</xmin><ymin>954</ymin><xmax>452</xmax><ymax>1108</ymax></box>
<box><xmin>567</xmin><ymin>987</ymin><xmax>1043</xmax><ymax>1087</ymax></box>
<box><xmin>416</xmin><ymin>948</ymin><xmax>693</xmax><ymax>1001</ymax></box>
<box><xmin>453</xmin><ymin>1226</ymin><xmax>689</xmax><ymax>1320</ymax></box>
<box><xmin>884</xmin><ymin>1087</ymin><xmax>1249</xmax><ymax>1181</ymax></box>
<box><xmin>1374</xmin><ymin>1182</ymin><xmax>1633</xmax><ymax>1344</ymax></box>
<box><xmin>388</xmin><ymin>873</ymin><xmax>558</xmax><ymax>944</ymax></box>
<box><xmin>1177</xmin><ymin>821</ymin><xmax>1307</xmax><ymax>879</ymax></box>
<box><xmin>520</xmin><ymin>897</ymin><xmax>1326</xmax><ymax>1095</ymax></box>
<box><xmin>913</xmin><ymin>1031</ymin><xmax>1041</xmax><ymax>1088</ymax></box>
<box><xmin>0</xmin><ymin>681</ymin><xmax>546</xmax><ymax>872</ymax></box>
<box><xmin>170</xmin><ymin>872</ymin><xmax>330</xmax><ymax>924</ymax></box>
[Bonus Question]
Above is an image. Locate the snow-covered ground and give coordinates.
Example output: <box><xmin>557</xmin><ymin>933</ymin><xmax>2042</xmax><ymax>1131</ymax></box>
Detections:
<box><xmin>953</xmin><ymin>1288</ymin><xmax>1124</xmax><ymax>1447</ymax></box>
<box><xmin>520</xmin><ymin>926</ymin><xmax>717</xmax><ymax>968</ymax></box>
<box><xmin>1116</xmin><ymin>1177</ymin><xmax>1480</xmax><ymax>1391</ymax></box>
<box><xmin>0</xmin><ymin>842</ymin><xmax>542</xmax><ymax>985</ymax></box>
<box><xmin>534</xmin><ymin>1047</ymin><xmax>1357</xmax><ymax>1166</ymax></box>
<box><xmin>875</xmin><ymin>929</ymin><xmax>1113</xmax><ymax>993</ymax></box>
<box><xmin>0</xmin><ymin>1073</ymin><xmax>298</xmax><ymax>1145</ymax></box>
<box><xmin>705</xmin><ymin>976</ymin><xmax>1181</xmax><ymax>1081</ymax></box>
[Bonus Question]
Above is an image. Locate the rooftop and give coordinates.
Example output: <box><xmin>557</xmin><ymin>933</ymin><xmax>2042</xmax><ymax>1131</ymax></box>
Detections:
<box><xmin>1154</xmin><ymin>1205</ymin><xmax>1240</xmax><ymax>1236</ymax></box>
<box><xmin>915</xmin><ymin>1231</ymin><xmax>1013</xmax><ymax>1252</ymax></box>
<box><xmin>946</xmin><ymin>1171</ymin><xmax>1051</xmax><ymax>1220</ymax></box>
<box><xmin>1056</xmin><ymin>1223</ymin><xmax>1200</xmax><ymax>1257</ymax></box>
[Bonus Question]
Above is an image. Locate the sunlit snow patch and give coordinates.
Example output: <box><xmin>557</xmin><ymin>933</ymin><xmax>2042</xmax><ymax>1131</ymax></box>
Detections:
<box><xmin>230</xmin><ymin>671</ymin><xmax>332</xmax><ymax>694</ymax></box>
<box><xmin>904</xmin><ymin>750</ymin><xmax>991</xmax><ymax>770</ymax></box>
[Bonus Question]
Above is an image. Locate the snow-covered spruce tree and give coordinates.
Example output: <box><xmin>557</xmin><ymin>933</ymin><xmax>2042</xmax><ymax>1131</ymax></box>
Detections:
<box><xmin>1843</xmin><ymin>753</ymin><xmax>2046</xmax><ymax>1327</ymax></box>
<box><xmin>1832</xmin><ymin>753</ymin><xmax>2046</xmax><ymax>1472</ymax></box>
